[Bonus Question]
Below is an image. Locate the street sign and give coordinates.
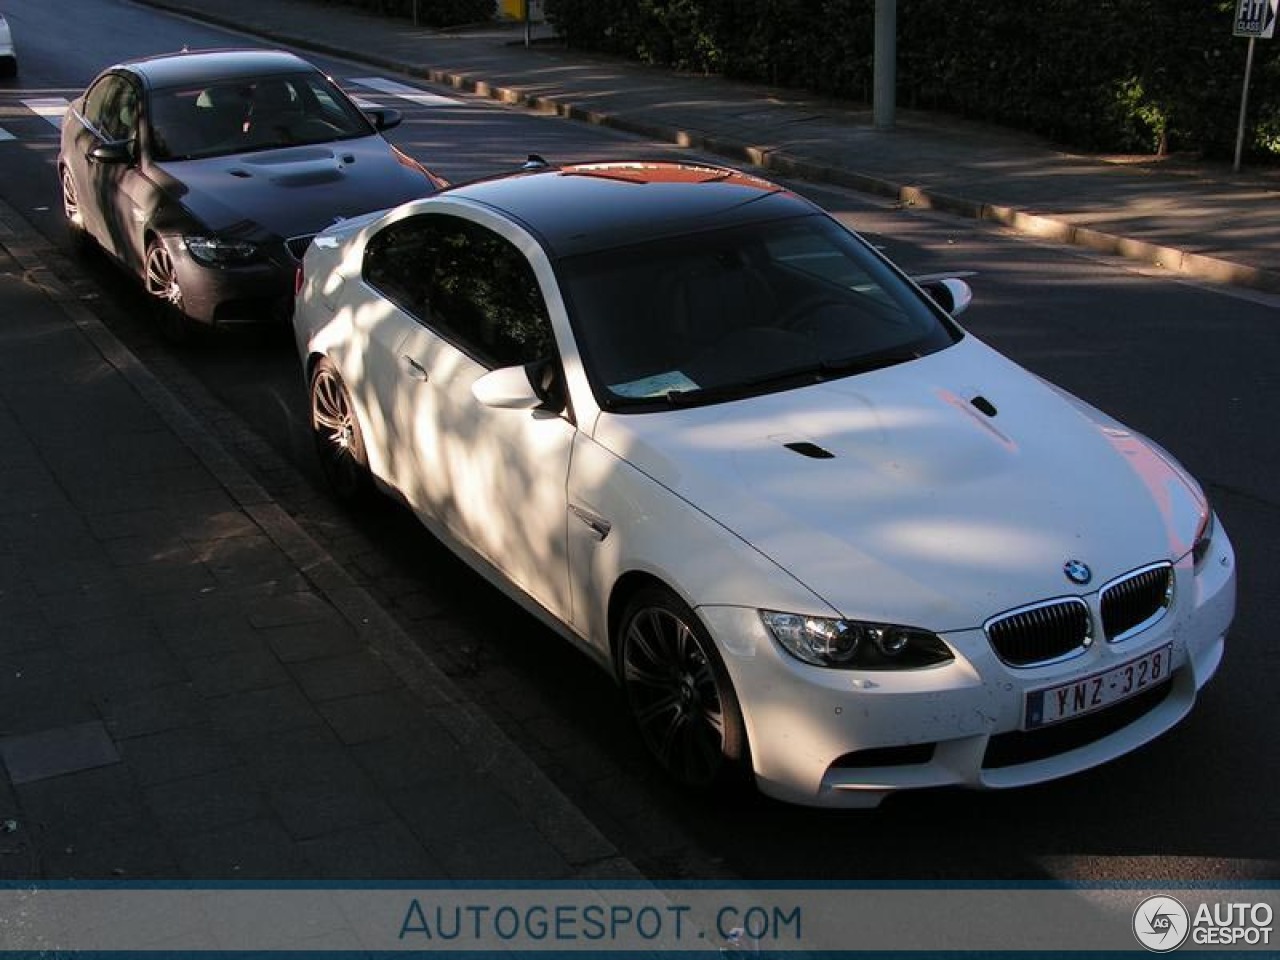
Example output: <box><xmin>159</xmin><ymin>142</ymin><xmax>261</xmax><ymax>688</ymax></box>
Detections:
<box><xmin>1234</xmin><ymin>0</ymin><xmax>1277</xmax><ymax>38</ymax></box>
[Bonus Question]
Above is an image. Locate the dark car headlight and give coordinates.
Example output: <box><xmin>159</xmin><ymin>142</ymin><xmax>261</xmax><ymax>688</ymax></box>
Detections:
<box><xmin>183</xmin><ymin>236</ymin><xmax>260</xmax><ymax>266</ymax></box>
<box><xmin>761</xmin><ymin>610</ymin><xmax>953</xmax><ymax>670</ymax></box>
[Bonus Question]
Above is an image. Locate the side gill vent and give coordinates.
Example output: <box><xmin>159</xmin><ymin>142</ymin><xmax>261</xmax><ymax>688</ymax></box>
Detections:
<box><xmin>784</xmin><ymin>441</ymin><xmax>835</xmax><ymax>460</ymax></box>
<box><xmin>971</xmin><ymin>395</ymin><xmax>998</xmax><ymax>417</ymax></box>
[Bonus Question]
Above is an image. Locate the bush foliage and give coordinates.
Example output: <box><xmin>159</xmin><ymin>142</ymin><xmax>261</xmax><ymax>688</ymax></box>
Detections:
<box><xmin>316</xmin><ymin>0</ymin><xmax>493</xmax><ymax>29</ymax></box>
<box><xmin>544</xmin><ymin>0</ymin><xmax>1280</xmax><ymax>159</ymax></box>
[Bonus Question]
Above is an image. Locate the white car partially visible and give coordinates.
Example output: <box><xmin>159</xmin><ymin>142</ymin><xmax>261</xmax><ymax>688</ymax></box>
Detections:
<box><xmin>0</xmin><ymin>13</ymin><xmax>15</xmax><ymax>78</ymax></box>
<box><xmin>293</xmin><ymin>160</ymin><xmax>1236</xmax><ymax>808</ymax></box>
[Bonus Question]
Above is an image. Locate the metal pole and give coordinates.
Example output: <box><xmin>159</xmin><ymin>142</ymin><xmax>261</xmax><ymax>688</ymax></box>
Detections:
<box><xmin>874</xmin><ymin>0</ymin><xmax>897</xmax><ymax>130</ymax></box>
<box><xmin>525</xmin><ymin>0</ymin><xmax>532</xmax><ymax>48</ymax></box>
<box><xmin>1233</xmin><ymin>36</ymin><xmax>1256</xmax><ymax>173</ymax></box>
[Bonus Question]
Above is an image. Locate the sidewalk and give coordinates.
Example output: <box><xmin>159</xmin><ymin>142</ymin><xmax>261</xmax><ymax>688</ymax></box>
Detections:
<box><xmin>0</xmin><ymin>200</ymin><xmax>635</xmax><ymax>881</ymax></box>
<box><xmin>144</xmin><ymin>0</ymin><xmax>1280</xmax><ymax>293</ymax></box>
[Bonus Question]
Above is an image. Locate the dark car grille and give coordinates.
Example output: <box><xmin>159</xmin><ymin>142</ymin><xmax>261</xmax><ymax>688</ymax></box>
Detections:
<box><xmin>285</xmin><ymin>235</ymin><xmax>315</xmax><ymax>262</ymax></box>
<box><xmin>986</xmin><ymin>598</ymin><xmax>1091</xmax><ymax>667</ymax></box>
<box><xmin>1100</xmin><ymin>563</ymin><xmax>1173</xmax><ymax>641</ymax></box>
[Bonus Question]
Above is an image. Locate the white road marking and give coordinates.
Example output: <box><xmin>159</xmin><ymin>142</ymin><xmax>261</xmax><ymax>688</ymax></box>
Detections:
<box><xmin>347</xmin><ymin>77</ymin><xmax>460</xmax><ymax>107</ymax></box>
<box><xmin>349</xmin><ymin>96</ymin><xmax>380</xmax><ymax>110</ymax></box>
<box><xmin>0</xmin><ymin>127</ymin><xmax>15</xmax><ymax>142</ymax></box>
<box><xmin>20</xmin><ymin>97</ymin><xmax>70</xmax><ymax>129</ymax></box>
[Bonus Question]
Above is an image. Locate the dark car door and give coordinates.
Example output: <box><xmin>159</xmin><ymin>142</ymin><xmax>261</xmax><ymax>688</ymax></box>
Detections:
<box><xmin>66</xmin><ymin>73</ymin><xmax>146</xmax><ymax>267</ymax></box>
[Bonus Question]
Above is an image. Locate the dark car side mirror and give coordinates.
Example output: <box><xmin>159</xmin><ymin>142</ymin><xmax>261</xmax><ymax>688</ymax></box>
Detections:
<box><xmin>89</xmin><ymin>140</ymin><xmax>134</xmax><ymax>164</ymax></box>
<box><xmin>364</xmin><ymin>107</ymin><xmax>403</xmax><ymax>132</ymax></box>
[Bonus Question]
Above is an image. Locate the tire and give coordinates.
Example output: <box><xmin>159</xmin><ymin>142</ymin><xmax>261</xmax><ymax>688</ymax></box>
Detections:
<box><xmin>144</xmin><ymin>239</ymin><xmax>196</xmax><ymax>343</ymax></box>
<box><xmin>619</xmin><ymin>587</ymin><xmax>750</xmax><ymax>790</ymax></box>
<box><xmin>59</xmin><ymin>165</ymin><xmax>92</xmax><ymax>255</ymax></box>
<box><xmin>309</xmin><ymin>358</ymin><xmax>373</xmax><ymax>505</ymax></box>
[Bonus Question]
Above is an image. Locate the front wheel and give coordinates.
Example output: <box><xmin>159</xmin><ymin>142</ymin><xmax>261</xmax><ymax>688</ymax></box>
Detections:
<box><xmin>144</xmin><ymin>239</ymin><xmax>196</xmax><ymax>343</ymax></box>
<box><xmin>619</xmin><ymin>587</ymin><xmax>749</xmax><ymax>790</ymax></box>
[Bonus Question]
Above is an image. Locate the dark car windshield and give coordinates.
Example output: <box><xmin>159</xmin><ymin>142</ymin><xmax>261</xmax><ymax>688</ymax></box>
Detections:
<box><xmin>559</xmin><ymin>214</ymin><xmax>962</xmax><ymax>411</ymax></box>
<box><xmin>148</xmin><ymin>71</ymin><xmax>374</xmax><ymax>160</ymax></box>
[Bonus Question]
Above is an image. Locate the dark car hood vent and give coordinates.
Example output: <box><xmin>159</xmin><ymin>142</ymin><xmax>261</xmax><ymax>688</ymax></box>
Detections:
<box><xmin>227</xmin><ymin>156</ymin><xmax>349</xmax><ymax>188</ymax></box>
<box><xmin>783</xmin><ymin>440</ymin><xmax>835</xmax><ymax>460</ymax></box>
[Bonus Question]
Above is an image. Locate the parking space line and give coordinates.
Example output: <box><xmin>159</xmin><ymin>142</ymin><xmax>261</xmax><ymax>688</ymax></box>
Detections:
<box><xmin>20</xmin><ymin>98</ymin><xmax>69</xmax><ymax>130</ymax></box>
<box><xmin>347</xmin><ymin>77</ymin><xmax>460</xmax><ymax>107</ymax></box>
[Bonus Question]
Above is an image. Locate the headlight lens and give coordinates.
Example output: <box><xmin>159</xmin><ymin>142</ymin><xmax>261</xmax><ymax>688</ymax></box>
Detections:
<box><xmin>760</xmin><ymin>611</ymin><xmax>953</xmax><ymax>670</ymax></box>
<box><xmin>1192</xmin><ymin>507</ymin><xmax>1216</xmax><ymax>571</ymax></box>
<box><xmin>184</xmin><ymin>236</ymin><xmax>259</xmax><ymax>265</ymax></box>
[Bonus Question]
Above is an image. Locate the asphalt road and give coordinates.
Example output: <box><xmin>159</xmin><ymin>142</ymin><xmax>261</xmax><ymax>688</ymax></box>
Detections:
<box><xmin>1</xmin><ymin>0</ymin><xmax>1277</xmax><ymax>884</ymax></box>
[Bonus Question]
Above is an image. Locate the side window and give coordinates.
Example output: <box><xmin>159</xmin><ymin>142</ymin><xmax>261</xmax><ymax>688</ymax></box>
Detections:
<box><xmin>364</xmin><ymin>214</ymin><xmax>555</xmax><ymax>368</ymax></box>
<box><xmin>83</xmin><ymin>75</ymin><xmax>139</xmax><ymax>142</ymax></box>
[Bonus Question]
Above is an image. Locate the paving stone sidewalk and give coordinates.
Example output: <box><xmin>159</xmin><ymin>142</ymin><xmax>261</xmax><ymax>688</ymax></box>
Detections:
<box><xmin>0</xmin><ymin>199</ymin><xmax>636</xmax><ymax>882</ymax></box>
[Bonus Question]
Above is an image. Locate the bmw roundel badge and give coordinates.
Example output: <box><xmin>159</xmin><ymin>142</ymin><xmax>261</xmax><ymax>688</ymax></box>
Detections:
<box><xmin>1063</xmin><ymin>559</ymin><xmax>1092</xmax><ymax>585</ymax></box>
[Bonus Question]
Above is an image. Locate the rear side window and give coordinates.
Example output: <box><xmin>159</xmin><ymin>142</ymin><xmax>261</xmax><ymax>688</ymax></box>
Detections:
<box><xmin>363</xmin><ymin>213</ymin><xmax>555</xmax><ymax>369</ymax></box>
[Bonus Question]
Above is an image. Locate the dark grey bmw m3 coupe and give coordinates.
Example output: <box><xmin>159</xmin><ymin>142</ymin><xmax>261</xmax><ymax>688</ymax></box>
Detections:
<box><xmin>58</xmin><ymin>48</ymin><xmax>445</xmax><ymax>339</ymax></box>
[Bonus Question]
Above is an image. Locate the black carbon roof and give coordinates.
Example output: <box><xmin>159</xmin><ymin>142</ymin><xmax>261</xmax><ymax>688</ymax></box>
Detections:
<box><xmin>445</xmin><ymin>162</ymin><xmax>815</xmax><ymax>258</ymax></box>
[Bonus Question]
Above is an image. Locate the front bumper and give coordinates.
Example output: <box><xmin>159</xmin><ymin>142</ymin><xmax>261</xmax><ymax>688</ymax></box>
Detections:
<box><xmin>700</xmin><ymin>526</ymin><xmax>1236</xmax><ymax>808</ymax></box>
<box><xmin>166</xmin><ymin>236</ymin><xmax>296</xmax><ymax>327</ymax></box>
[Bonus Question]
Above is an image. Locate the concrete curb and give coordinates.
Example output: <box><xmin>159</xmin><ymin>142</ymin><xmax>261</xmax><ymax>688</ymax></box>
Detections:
<box><xmin>0</xmin><ymin>195</ymin><xmax>641</xmax><ymax>881</ymax></box>
<box><xmin>141</xmin><ymin>0</ymin><xmax>1280</xmax><ymax>294</ymax></box>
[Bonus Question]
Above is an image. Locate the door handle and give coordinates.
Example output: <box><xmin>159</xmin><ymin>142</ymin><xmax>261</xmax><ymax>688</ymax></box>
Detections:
<box><xmin>402</xmin><ymin>355</ymin><xmax>429</xmax><ymax>382</ymax></box>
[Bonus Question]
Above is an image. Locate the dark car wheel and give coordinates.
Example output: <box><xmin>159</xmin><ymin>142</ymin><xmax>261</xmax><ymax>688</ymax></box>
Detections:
<box><xmin>144</xmin><ymin>239</ymin><xmax>198</xmax><ymax>343</ymax></box>
<box><xmin>59</xmin><ymin>166</ymin><xmax>92</xmax><ymax>254</ymax></box>
<box><xmin>310</xmin><ymin>358</ymin><xmax>373</xmax><ymax>505</ymax></box>
<box><xmin>619</xmin><ymin>587</ymin><xmax>749</xmax><ymax>790</ymax></box>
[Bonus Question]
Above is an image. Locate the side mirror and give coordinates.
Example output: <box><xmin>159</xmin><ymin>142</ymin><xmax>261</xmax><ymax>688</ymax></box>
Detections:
<box><xmin>918</xmin><ymin>277</ymin><xmax>973</xmax><ymax>317</ymax></box>
<box><xmin>89</xmin><ymin>140</ymin><xmax>133</xmax><ymax>164</ymax></box>
<box><xmin>472</xmin><ymin>360</ymin><xmax>565</xmax><ymax>412</ymax></box>
<box><xmin>364</xmin><ymin>107</ymin><xmax>403</xmax><ymax>132</ymax></box>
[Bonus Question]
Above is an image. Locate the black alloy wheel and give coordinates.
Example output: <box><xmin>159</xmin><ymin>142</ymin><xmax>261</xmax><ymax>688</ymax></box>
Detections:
<box><xmin>620</xmin><ymin>588</ymin><xmax>749</xmax><ymax>790</ymax></box>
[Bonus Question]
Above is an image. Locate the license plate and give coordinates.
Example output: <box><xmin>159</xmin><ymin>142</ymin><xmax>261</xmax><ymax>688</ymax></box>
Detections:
<box><xmin>1025</xmin><ymin>645</ymin><xmax>1172</xmax><ymax>729</ymax></box>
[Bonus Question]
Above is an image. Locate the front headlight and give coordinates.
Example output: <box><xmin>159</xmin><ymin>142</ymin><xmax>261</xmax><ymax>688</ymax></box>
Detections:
<box><xmin>760</xmin><ymin>611</ymin><xmax>953</xmax><ymax>670</ymax></box>
<box><xmin>184</xmin><ymin>236</ymin><xmax>259</xmax><ymax>265</ymax></box>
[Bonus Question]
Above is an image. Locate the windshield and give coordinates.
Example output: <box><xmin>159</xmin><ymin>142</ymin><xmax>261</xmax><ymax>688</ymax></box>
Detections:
<box><xmin>559</xmin><ymin>214</ymin><xmax>962</xmax><ymax>410</ymax></box>
<box><xmin>148</xmin><ymin>71</ymin><xmax>374</xmax><ymax>160</ymax></box>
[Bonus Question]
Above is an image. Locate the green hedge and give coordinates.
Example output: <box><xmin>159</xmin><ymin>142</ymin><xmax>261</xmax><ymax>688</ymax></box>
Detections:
<box><xmin>544</xmin><ymin>0</ymin><xmax>1280</xmax><ymax>159</ymax></box>
<box><xmin>314</xmin><ymin>0</ymin><xmax>493</xmax><ymax>28</ymax></box>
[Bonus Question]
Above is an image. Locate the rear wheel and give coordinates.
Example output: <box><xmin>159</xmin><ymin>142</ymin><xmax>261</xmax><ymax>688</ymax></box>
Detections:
<box><xmin>144</xmin><ymin>239</ymin><xmax>196</xmax><ymax>343</ymax></box>
<box><xmin>309</xmin><ymin>358</ymin><xmax>373</xmax><ymax>505</ymax></box>
<box><xmin>619</xmin><ymin>587</ymin><xmax>749</xmax><ymax>790</ymax></box>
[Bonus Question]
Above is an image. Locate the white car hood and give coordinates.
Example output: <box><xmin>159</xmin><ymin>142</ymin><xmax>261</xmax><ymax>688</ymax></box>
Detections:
<box><xmin>591</xmin><ymin>336</ymin><xmax>1206</xmax><ymax>631</ymax></box>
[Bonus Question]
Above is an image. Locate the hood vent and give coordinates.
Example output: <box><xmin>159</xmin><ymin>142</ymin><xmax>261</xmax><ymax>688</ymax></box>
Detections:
<box><xmin>783</xmin><ymin>441</ymin><xmax>835</xmax><ymax>460</ymax></box>
<box><xmin>971</xmin><ymin>395</ymin><xmax>998</xmax><ymax>417</ymax></box>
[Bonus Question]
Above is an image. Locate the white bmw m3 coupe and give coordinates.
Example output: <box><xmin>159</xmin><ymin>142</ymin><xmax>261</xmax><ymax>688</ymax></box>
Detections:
<box><xmin>292</xmin><ymin>160</ymin><xmax>1235</xmax><ymax>808</ymax></box>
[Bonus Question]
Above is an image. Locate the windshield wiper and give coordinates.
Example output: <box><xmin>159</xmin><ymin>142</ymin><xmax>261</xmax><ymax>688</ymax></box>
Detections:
<box><xmin>818</xmin><ymin>347</ymin><xmax>921</xmax><ymax>377</ymax></box>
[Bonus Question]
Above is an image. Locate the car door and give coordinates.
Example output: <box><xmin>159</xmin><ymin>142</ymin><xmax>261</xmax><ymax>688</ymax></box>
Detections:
<box><xmin>68</xmin><ymin>73</ymin><xmax>146</xmax><ymax>264</ymax></box>
<box><xmin>363</xmin><ymin>212</ymin><xmax>575</xmax><ymax>622</ymax></box>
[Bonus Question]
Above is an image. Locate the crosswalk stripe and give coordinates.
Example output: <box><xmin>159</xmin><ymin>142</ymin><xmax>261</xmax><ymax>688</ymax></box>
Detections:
<box><xmin>0</xmin><ymin>127</ymin><xmax>15</xmax><ymax>142</ymax></box>
<box><xmin>20</xmin><ymin>97</ymin><xmax>69</xmax><ymax>129</ymax></box>
<box><xmin>347</xmin><ymin>77</ymin><xmax>460</xmax><ymax>107</ymax></box>
<box><xmin>350</xmin><ymin>96</ymin><xmax>379</xmax><ymax>110</ymax></box>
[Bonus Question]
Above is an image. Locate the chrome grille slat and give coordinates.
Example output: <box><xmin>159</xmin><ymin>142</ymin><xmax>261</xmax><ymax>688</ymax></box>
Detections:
<box><xmin>1101</xmin><ymin>562</ymin><xmax>1173</xmax><ymax>642</ymax></box>
<box><xmin>986</xmin><ymin>598</ymin><xmax>1091</xmax><ymax>667</ymax></box>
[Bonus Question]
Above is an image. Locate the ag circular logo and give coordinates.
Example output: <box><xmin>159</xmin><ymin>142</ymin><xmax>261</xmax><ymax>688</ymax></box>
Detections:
<box><xmin>1133</xmin><ymin>895</ymin><xmax>1190</xmax><ymax>952</ymax></box>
